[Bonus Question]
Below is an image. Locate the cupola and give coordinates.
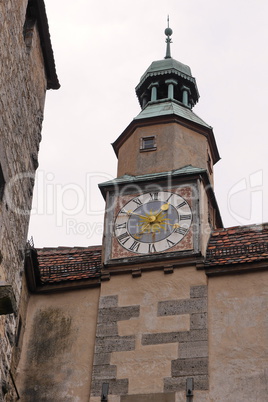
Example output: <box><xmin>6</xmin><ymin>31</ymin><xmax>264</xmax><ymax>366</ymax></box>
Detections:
<box><xmin>135</xmin><ymin>23</ymin><xmax>199</xmax><ymax>109</ymax></box>
<box><xmin>112</xmin><ymin>21</ymin><xmax>220</xmax><ymax>183</ymax></box>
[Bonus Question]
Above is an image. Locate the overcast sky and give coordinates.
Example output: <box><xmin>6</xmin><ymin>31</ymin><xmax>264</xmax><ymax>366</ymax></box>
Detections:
<box><xmin>28</xmin><ymin>0</ymin><xmax>268</xmax><ymax>247</ymax></box>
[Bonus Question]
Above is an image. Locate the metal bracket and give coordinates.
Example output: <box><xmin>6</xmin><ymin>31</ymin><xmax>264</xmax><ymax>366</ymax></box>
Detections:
<box><xmin>101</xmin><ymin>383</ymin><xmax>109</xmax><ymax>401</ymax></box>
<box><xmin>186</xmin><ymin>378</ymin><xmax>194</xmax><ymax>400</ymax></box>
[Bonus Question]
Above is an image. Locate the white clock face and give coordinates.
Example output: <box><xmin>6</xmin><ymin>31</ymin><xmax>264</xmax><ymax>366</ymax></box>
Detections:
<box><xmin>114</xmin><ymin>191</ymin><xmax>192</xmax><ymax>254</ymax></box>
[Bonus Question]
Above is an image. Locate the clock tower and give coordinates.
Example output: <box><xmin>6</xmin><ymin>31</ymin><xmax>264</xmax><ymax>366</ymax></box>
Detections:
<box><xmin>13</xmin><ymin>20</ymin><xmax>268</xmax><ymax>402</ymax></box>
<box><xmin>92</xmin><ymin>26</ymin><xmax>223</xmax><ymax>399</ymax></box>
<box><xmin>100</xmin><ymin>24</ymin><xmax>222</xmax><ymax>271</ymax></box>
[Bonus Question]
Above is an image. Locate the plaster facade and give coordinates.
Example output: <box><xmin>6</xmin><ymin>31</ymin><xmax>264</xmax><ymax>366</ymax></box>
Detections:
<box><xmin>16</xmin><ymin>287</ymin><xmax>100</xmax><ymax>401</ymax></box>
<box><xmin>15</xmin><ymin>262</ymin><xmax>267</xmax><ymax>401</ymax></box>
<box><xmin>16</xmin><ymin>267</ymin><xmax>211</xmax><ymax>401</ymax></box>
<box><xmin>199</xmin><ymin>180</ymin><xmax>213</xmax><ymax>257</ymax></box>
<box><xmin>117</xmin><ymin>122</ymin><xmax>214</xmax><ymax>185</ymax></box>
<box><xmin>208</xmin><ymin>271</ymin><xmax>268</xmax><ymax>402</ymax></box>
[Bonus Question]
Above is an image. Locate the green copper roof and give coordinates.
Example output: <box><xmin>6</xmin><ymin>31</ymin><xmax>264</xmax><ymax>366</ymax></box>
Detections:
<box><xmin>99</xmin><ymin>165</ymin><xmax>223</xmax><ymax>228</ymax></box>
<box><xmin>135</xmin><ymin>26</ymin><xmax>199</xmax><ymax>109</ymax></box>
<box><xmin>134</xmin><ymin>99</ymin><xmax>211</xmax><ymax>129</ymax></box>
<box><xmin>137</xmin><ymin>58</ymin><xmax>193</xmax><ymax>87</ymax></box>
<box><xmin>99</xmin><ymin>165</ymin><xmax>206</xmax><ymax>190</ymax></box>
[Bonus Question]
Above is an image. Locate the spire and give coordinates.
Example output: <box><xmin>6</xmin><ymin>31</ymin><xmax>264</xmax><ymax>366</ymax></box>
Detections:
<box><xmin>165</xmin><ymin>16</ymin><xmax>173</xmax><ymax>59</ymax></box>
<box><xmin>135</xmin><ymin>21</ymin><xmax>200</xmax><ymax>110</ymax></box>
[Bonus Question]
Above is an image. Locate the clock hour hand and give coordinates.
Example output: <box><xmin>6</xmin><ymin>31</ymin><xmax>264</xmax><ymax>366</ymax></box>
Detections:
<box><xmin>165</xmin><ymin>222</ymin><xmax>180</xmax><ymax>228</ymax></box>
<box><xmin>127</xmin><ymin>210</ymin><xmax>159</xmax><ymax>223</ymax></box>
<box><xmin>123</xmin><ymin>210</ymin><xmax>148</xmax><ymax>219</ymax></box>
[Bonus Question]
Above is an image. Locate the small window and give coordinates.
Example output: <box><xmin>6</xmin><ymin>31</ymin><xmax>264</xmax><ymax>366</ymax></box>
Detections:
<box><xmin>207</xmin><ymin>153</ymin><xmax>213</xmax><ymax>174</ymax></box>
<box><xmin>0</xmin><ymin>163</ymin><xmax>5</xmax><ymax>201</ymax></box>
<box><xmin>140</xmin><ymin>136</ymin><xmax>157</xmax><ymax>152</ymax></box>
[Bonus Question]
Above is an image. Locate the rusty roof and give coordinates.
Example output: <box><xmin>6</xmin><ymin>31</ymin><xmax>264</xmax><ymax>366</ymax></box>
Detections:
<box><xmin>36</xmin><ymin>246</ymin><xmax>102</xmax><ymax>284</ymax></box>
<box><xmin>205</xmin><ymin>223</ymin><xmax>268</xmax><ymax>267</ymax></box>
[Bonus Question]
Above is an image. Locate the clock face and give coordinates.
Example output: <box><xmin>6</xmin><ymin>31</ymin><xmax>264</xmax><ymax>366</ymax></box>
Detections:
<box><xmin>114</xmin><ymin>191</ymin><xmax>192</xmax><ymax>254</ymax></box>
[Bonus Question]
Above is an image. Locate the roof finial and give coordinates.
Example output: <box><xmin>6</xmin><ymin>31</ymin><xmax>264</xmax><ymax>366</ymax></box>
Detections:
<box><xmin>164</xmin><ymin>15</ymin><xmax>173</xmax><ymax>59</ymax></box>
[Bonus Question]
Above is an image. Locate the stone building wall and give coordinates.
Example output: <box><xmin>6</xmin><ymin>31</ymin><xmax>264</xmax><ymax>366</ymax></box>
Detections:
<box><xmin>15</xmin><ymin>267</ymin><xmax>209</xmax><ymax>401</ymax></box>
<box><xmin>90</xmin><ymin>268</ymin><xmax>209</xmax><ymax>401</ymax></box>
<box><xmin>14</xmin><ymin>261</ymin><xmax>268</xmax><ymax>401</ymax></box>
<box><xmin>208</xmin><ymin>271</ymin><xmax>268</xmax><ymax>402</ymax></box>
<box><xmin>0</xmin><ymin>0</ymin><xmax>48</xmax><ymax>399</ymax></box>
<box><xmin>16</xmin><ymin>287</ymin><xmax>100</xmax><ymax>401</ymax></box>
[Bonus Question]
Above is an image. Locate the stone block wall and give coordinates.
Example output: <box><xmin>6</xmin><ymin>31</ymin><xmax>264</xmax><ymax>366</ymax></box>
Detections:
<box><xmin>91</xmin><ymin>296</ymin><xmax>140</xmax><ymax>397</ymax></box>
<box><xmin>0</xmin><ymin>0</ymin><xmax>47</xmax><ymax>399</ymax></box>
<box><xmin>90</xmin><ymin>268</ymin><xmax>208</xmax><ymax>401</ymax></box>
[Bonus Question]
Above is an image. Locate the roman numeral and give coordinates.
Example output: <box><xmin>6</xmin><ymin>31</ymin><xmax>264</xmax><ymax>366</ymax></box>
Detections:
<box><xmin>129</xmin><ymin>240</ymin><xmax>140</xmax><ymax>252</ymax></box>
<box><xmin>148</xmin><ymin>243</ymin><xmax>157</xmax><ymax>253</ymax></box>
<box><xmin>165</xmin><ymin>193</ymin><xmax>173</xmax><ymax>203</ymax></box>
<box><xmin>166</xmin><ymin>239</ymin><xmax>175</xmax><ymax>248</ymax></box>
<box><xmin>149</xmin><ymin>192</ymin><xmax>159</xmax><ymax>201</ymax></box>
<box><xmin>117</xmin><ymin>232</ymin><xmax>130</xmax><ymax>245</ymax></box>
<box><xmin>180</xmin><ymin>214</ymin><xmax>191</xmax><ymax>220</ymax></box>
<box><xmin>132</xmin><ymin>198</ymin><xmax>142</xmax><ymax>206</ymax></box>
<box><xmin>119</xmin><ymin>209</ymin><xmax>128</xmax><ymax>215</ymax></box>
<box><xmin>176</xmin><ymin>201</ymin><xmax>186</xmax><ymax>209</ymax></box>
<box><xmin>174</xmin><ymin>226</ymin><xmax>187</xmax><ymax>235</ymax></box>
<box><xmin>115</xmin><ymin>222</ymin><xmax>127</xmax><ymax>230</ymax></box>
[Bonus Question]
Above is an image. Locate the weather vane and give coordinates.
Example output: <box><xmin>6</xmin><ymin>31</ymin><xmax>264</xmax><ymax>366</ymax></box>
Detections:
<box><xmin>165</xmin><ymin>15</ymin><xmax>173</xmax><ymax>59</ymax></box>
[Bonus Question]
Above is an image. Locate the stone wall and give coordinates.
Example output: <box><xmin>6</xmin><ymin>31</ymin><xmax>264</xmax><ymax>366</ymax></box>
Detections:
<box><xmin>14</xmin><ymin>265</ymin><xmax>268</xmax><ymax>401</ymax></box>
<box><xmin>90</xmin><ymin>268</ymin><xmax>208</xmax><ymax>401</ymax></box>
<box><xmin>0</xmin><ymin>0</ymin><xmax>47</xmax><ymax>399</ymax></box>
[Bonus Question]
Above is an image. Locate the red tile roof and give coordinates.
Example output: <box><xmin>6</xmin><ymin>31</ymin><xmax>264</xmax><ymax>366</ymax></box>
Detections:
<box><xmin>36</xmin><ymin>246</ymin><xmax>102</xmax><ymax>284</ymax></box>
<box><xmin>205</xmin><ymin>223</ymin><xmax>268</xmax><ymax>266</ymax></box>
<box><xmin>32</xmin><ymin>223</ymin><xmax>268</xmax><ymax>285</ymax></box>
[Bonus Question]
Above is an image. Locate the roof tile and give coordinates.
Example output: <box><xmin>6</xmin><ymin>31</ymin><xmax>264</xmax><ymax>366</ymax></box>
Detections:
<box><xmin>36</xmin><ymin>245</ymin><xmax>102</xmax><ymax>284</ymax></box>
<box><xmin>205</xmin><ymin>223</ymin><xmax>268</xmax><ymax>267</ymax></box>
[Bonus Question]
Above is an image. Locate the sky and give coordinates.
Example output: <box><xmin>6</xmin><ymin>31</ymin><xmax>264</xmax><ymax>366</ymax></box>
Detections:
<box><xmin>28</xmin><ymin>0</ymin><xmax>268</xmax><ymax>247</ymax></box>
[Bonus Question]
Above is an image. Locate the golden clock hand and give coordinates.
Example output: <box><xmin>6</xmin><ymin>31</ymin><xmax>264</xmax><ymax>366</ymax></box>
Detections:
<box><xmin>128</xmin><ymin>210</ymin><xmax>158</xmax><ymax>223</ymax></box>
<box><xmin>155</xmin><ymin>203</ymin><xmax>170</xmax><ymax>218</ymax></box>
<box><xmin>161</xmin><ymin>203</ymin><xmax>170</xmax><ymax>211</ymax></box>
<box><xmin>126</xmin><ymin>210</ymin><xmax>148</xmax><ymax>219</ymax></box>
<box><xmin>125</xmin><ymin>203</ymin><xmax>170</xmax><ymax>221</ymax></box>
<box><xmin>164</xmin><ymin>222</ymin><xmax>180</xmax><ymax>228</ymax></box>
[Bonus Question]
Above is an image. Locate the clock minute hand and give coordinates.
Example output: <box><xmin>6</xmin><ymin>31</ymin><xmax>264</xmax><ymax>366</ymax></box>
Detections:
<box><xmin>161</xmin><ymin>203</ymin><xmax>170</xmax><ymax>211</ymax></box>
<box><xmin>155</xmin><ymin>203</ymin><xmax>170</xmax><ymax>218</ymax></box>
